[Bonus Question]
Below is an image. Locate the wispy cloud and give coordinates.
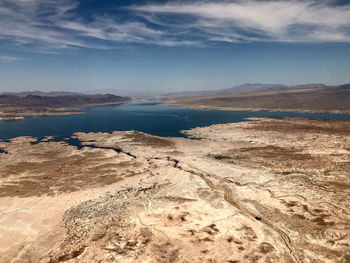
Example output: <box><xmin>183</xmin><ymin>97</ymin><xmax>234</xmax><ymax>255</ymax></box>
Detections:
<box><xmin>0</xmin><ymin>0</ymin><xmax>198</xmax><ymax>52</ymax></box>
<box><xmin>0</xmin><ymin>0</ymin><xmax>349</xmax><ymax>53</ymax></box>
<box><xmin>0</xmin><ymin>0</ymin><xmax>85</xmax><ymax>50</ymax></box>
<box><xmin>0</xmin><ymin>55</ymin><xmax>18</xmax><ymax>63</ymax></box>
<box><xmin>132</xmin><ymin>1</ymin><xmax>350</xmax><ymax>43</ymax></box>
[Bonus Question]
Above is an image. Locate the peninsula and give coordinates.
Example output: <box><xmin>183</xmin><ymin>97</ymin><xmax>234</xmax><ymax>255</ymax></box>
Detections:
<box><xmin>0</xmin><ymin>117</ymin><xmax>349</xmax><ymax>262</ymax></box>
<box><xmin>0</xmin><ymin>93</ymin><xmax>131</xmax><ymax>120</ymax></box>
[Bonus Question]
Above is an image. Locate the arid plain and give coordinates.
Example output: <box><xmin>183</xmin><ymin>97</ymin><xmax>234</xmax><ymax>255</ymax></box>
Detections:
<box><xmin>0</xmin><ymin>117</ymin><xmax>349</xmax><ymax>262</ymax></box>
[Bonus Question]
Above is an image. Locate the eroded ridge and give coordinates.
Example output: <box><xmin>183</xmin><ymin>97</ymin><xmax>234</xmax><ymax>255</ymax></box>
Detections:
<box><xmin>0</xmin><ymin>117</ymin><xmax>349</xmax><ymax>262</ymax></box>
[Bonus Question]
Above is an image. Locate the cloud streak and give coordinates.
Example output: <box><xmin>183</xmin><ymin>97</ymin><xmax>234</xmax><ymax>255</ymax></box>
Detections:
<box><xmin>0</xmin><ymin>55</ymin><xmax>18</xmax><ymax>63</ymax></box>
<box><xmin>0</xmin><ymin>0</ymin><xmax>195</xmax><ymax>52</ymax></box>
<box><xmin>0</xmin><ymin>0</ymin><xmax>349</xmax><ymax>53</ymax></box>
<box><xmin>132</xmin><ymin>1</ymin><xmax>350</xmax><ymax>43</ymax></box>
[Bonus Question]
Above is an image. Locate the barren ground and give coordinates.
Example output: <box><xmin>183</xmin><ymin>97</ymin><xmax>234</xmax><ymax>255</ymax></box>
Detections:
<box><xmin>0</xmin><ymin>117</ymin><xmax>349</xmax><ymax>262</ymax></box>
<box><xmin>163</xmin><ymin>84</ymin><xmax>350</xmax><ymax>113</ymax></box>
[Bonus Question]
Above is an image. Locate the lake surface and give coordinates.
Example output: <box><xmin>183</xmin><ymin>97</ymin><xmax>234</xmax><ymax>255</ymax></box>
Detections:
<box><xmin>1</xmin><ymin>102</ymin><xmax>350</xmax><ymax>141</ymax></box>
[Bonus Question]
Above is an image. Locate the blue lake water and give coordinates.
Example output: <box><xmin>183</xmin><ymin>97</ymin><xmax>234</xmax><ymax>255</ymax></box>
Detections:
<box><xmin>1</xmin><ymin>102</ymin><xmax>350</xmax><ymax>141</ymax></box>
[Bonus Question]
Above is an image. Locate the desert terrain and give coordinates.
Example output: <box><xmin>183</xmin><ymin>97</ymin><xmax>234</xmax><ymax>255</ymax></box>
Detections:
<box><xmin>0</xmin><ymin>93</ymin><xmax>131</xmax><ymax>120</ymax></box>
<box><xmin>163</xmin><ymin>84</ymin><xmax>350</xmax><ymax>113</ymax></box>
<box><xmin>0</xmin><ymin>117</ymin><xmax>349</xmax><ymax>262</ymax></box>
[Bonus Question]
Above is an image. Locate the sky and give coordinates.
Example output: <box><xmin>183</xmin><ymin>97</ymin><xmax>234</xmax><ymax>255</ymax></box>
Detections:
<box><xmin>0</xmin><ymin>0</ymin><xmax>350</xmax><ymax>93</ymax></box>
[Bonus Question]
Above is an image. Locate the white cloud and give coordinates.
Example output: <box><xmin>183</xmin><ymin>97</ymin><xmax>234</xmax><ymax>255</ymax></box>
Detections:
<box><xmin>0</xmin><ymin>0</ymin><xmax>198</xmax><ymax>52</ymax></box>
<box><xmin>0</xmin><ymin>0</ymin><xmax>349</xmax><ymax>53</ymax></box>
<box><xmin>0</xmin><ymin>55</ymin><xmax>18</xmax><ymax>63</ymax></box>
<box><xmin>132</xmin><ymin>1</ymin><xmax>350</xmax><ymax>43</ymax></box>
<box><xmin>0</xmin><ymin>0</ymin><xmax>85</xmax><ymax>50</ymax></box>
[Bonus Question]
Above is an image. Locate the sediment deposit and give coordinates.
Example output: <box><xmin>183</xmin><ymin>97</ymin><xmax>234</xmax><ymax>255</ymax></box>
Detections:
<box><xmin>0</xmin><ymin>117</ymin><xmax>349</xmax><ymax>262</ymax></box>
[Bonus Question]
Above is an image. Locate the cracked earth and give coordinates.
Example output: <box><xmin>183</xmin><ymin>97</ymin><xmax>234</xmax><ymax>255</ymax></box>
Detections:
<box><xmin>0</xmin><ymin>117</ymin><xmax>349</xmax><ymax>262</ymax></box>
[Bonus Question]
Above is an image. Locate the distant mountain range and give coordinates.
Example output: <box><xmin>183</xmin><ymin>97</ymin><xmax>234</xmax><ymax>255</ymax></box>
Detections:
<box><xmin>0</xmin><ymin>93</ymin><xmax>131</xmax><ymax>108</ymax></box>
<box><xmin>85</xmin><ymin>89</ymin><xmax>162</xmax><ymax>98</ymax></box>
<box><xmin>0</xmin><ymin>93</ymin><xmax>132</xmax><ymax>120</ymax></box>
<box><xmin>0</xmin><ymin>83</ymin><xmax>332</xmax><ymax>99</ymax></box>
<box><xmin>165</xmin><ymin>83</ymin><xmax>331</xmax><ymax>97</ymax></box>
<box><xmin>0</xmin><ymin>91</ymin><xmax>82</xmax><ymax>97</ymax></box>
<box><xmin>164</xmin><ymin>83</ymin><xmax>350</xmax><ymax>113</ymax></box>
<box><xmin>223</xmin><ymin>83</ymin><xmax>285</xmax><ymax>91</ymax></box>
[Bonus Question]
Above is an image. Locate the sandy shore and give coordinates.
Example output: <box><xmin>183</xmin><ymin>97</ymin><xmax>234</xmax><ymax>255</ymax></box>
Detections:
<box><xmin>0</xmin><ymin>117</ymin><xmax>349</xmax><ymax>262</ymax></box>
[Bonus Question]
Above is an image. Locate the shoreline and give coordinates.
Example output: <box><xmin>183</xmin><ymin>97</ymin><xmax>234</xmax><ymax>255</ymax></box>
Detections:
<box><xmin>162</xmin><ymin>101</ymin><xmax>350</xmax><ymax>115</ymax></box>
<box><xmin>0</xmin><ymin>100</ymin><xmax>133</xmax><ymax>121</ymax></box>
<box><xmin>2</xmin><ymin>99</ymin><xmax>350</xmax><ymax>121</ymax></box>
<box><xmin>1</xmin><ymin>117</ymin><xmax>349</xmax><ymax>262</ymax></box>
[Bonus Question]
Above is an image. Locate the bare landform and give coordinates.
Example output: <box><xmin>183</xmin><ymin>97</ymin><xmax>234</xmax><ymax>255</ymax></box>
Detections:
<box><xmin>0</xmin><ymin>118</ymin><xmax>350</xmax><ymax>262</ymax></box>
<box><xmin>163</xmin><ymin>83</ymin><xmax>350</xmax><ymax>114</ymax></box>
<box><xmin>0</xmin><ymin>94</ymin><xmax>131</xmax><ymax>120</ymax></box>
<box><xmin>0</xmin><ymin>108</ymin><xmax>82</xmax><ymax>121</ymax></box>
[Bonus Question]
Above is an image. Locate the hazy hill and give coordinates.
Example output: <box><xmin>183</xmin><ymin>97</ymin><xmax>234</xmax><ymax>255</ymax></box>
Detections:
<box><xmin>0</xmin><ymin>91</ymin><xmax>82</xmax><ymax>97</ymax></box>
<box><xmin>0</xmin><ymin>94</ymin><xmax>131</xmax><ymax>109</ymax></box>
<box><xmin>164</xmin><ymin>83</ymin><xmax>350</xmax><ymax>113</ymax></box>
<box><xmin>221</xmin><ymin>83</ymin><xmax>285</xmax><ymax>92</ymax></box>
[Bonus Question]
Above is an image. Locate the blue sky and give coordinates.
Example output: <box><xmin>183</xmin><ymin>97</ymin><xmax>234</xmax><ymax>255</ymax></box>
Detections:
<box><xmin>0</xmin><ymin>0</ymin><xmax>350</xmax><ymax>93</ymax></box>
